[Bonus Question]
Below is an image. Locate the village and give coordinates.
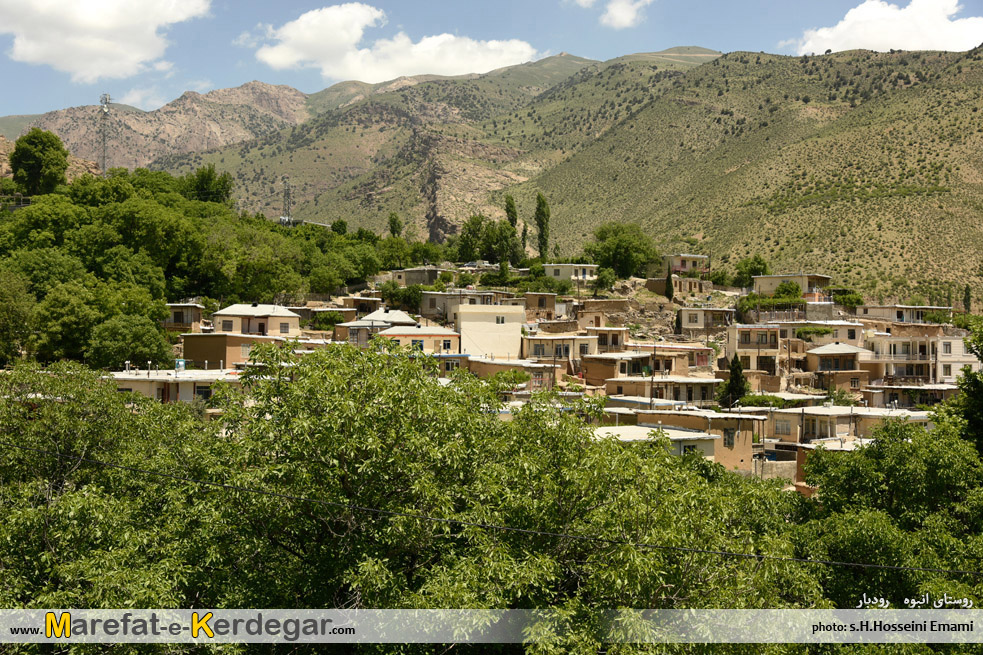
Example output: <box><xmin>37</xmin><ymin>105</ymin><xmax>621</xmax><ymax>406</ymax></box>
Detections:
<box><xmin>109</xmin><ymin>254</ymin><xmax>983</xmax><ymax>497</ymax></box>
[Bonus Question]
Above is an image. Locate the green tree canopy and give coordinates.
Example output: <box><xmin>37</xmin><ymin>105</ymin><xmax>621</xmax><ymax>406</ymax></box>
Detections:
<box><xmin>583</xmin><ymin>222</ymin><xmax>660</xmax><ymax>279</ymax></box>
<box><xmin>733</xmin><ymin>255</ymin><xmax>771</xmax><ymax>288</ymax></box>
<box><xmin>534</xmin><ymin>192</ymin><xmax>550</xmax><ymax>259</ymax></box>
<box><xmin>591</xmin><ymin>267</ymin><xmax>616</xmax><ymax>297</ymax></box>
<box><xmin>504</xmin><ymin>194</ymin><xmax>518</xmax><ymax>228</ymax></box>
<box><xmin>773</xmin><ymin>280</ymin><xmax>802</xmax><ymax>298</ymax></box>
<box><xmin>86</xmin><ymin>314</ymin><xmax>174</xmax><ymax>369</ymax></box>
<box><xmin>9</xmin><ymin>128</ymin><xmax>69</xmax><ymax>196</ymax></box>
<box><xmin>387</xmin><ymin>212</ymin><xmax>403</xmax><ymax>238</ymax></box>
<box><xmin>178</xmin><ymin>163</ymin><xmax>234</xmax><ymax>204</ymax></box>
<box><xmin>718</xmin><ymin>354</ymin><xmax>750</xmax><ymax>407</ymax></box>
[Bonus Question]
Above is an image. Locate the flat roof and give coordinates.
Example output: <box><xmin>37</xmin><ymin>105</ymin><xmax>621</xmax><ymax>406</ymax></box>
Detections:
<box><xmin>626</xmin><ymin>342</ymin><xmax>714</xmax><ymax>351</ymax></box>
<box><xmin>860</xmin><ymin>304</ymin><xmax>951</xmax><ymax>310</ymax></box>
<box><xmin>772</xmin><ymin>406</ymin><xmax>931</xmax><ymax>420</ymax></box>
<box><xmin>797</xmin><ymin>438</ymin><xmax>875</xmax><ymax>451</ymax></box>
<box><xmin>524</xmin><ymin>334</ymin><xmax>598</xmax><ymax>341</ymax></box>
<box><xmin>110</xmin><ymin>369</ymin><xmax>241</xmax><ymax>382</ymax></box>
<box><xmin>468</xmin><ymin>356</ymin><xmax>559</xmax><ymax>369</ymax></box>
<box><xmin>753</xmin><ymin>273</ymin><xmax>832</xmax><ymax>280</ymax></box>
<box><xmin>213</xmin><ymin>304</ymin><xmax>300</xmax><ymax>318</ymax></box>
<box><xmin>182</xmin><ymin>332</ymin><xmax>285</xmax><ymax>341</ymax></box>
<box><xmin>773</xmin><ymin>320</ymin><xmax>862</xmax><ymax>327</ymax></box>
<box><xmin>668</xmin><ymin>253</ymin><xmax>709</xmax><ymax>259</ymax></box>
<box><xmin>865</xmin><ymin>383</ymin><xmax>958</xmax><ymax>391</ymax></box>
<box><xmin>603</xmin><ymin>396</ymin><xmax>687</xmax><ymax>407</ymax></box>
<box><xmin>595</xmin><ymin>425</ymin><xmax>718</xmax><ymax>442</ymax></box>
<box><xmin>378</xmin><ymin>326</ymin><xmax>459</xmax><ymax>337</ymax></box>
<box><xmin>166</xmin><ymin>302</ymin><xmax>204</xmax><ymax>309</ymax></box>
<box><xmin>583</xmin><ymin>352</ymin><xmax>651</xmax><ymax>361</ymax></box>
<box><xmin>806</xmin><ymin>343</ymin><xmax>872</xmax><ymax>355</ymax></box>
<box><xmin>607</xmin><ymin>376</ymin><xmax>720</xmax><ymax>384</ymax></box>
<box><xmin>639</xmin><ymin>408</ymin><xmax>765</xmax><ymax>421</ymax></box>
<box><xmin>732</xmin><ymin>323</ymin><xmax>780</xmax><ymax>329</ymax></box>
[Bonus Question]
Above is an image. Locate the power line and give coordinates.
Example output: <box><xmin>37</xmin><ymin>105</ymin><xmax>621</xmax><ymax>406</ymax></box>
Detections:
<box><xmin>3</xmin><ymin>438</ymin><xmax>981</xmax><ymax>578</ymax></box>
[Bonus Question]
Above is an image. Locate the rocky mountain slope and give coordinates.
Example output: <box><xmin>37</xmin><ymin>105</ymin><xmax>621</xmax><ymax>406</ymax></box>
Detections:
<box><xmin>0</xmin><ymin>134</ymin><xmax>100</xmax><ymax>182</ymax></box>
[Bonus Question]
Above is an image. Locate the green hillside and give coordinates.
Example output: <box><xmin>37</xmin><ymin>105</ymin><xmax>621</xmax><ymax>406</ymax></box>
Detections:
<box><xmin>155</xmin><ymin>45</ymin><xmax>983</xmax><ymax>297</ymax></box>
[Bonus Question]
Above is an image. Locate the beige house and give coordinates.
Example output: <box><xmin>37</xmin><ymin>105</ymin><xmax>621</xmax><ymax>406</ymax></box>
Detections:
<box><xmin>163</xmin><ymin>303</ymin><xmax>205</xmax><ymax>332</ymax></box>
<box><xmin>524</xmin><ymin>292</ymin><xmax>557</xmax><ymax>321</ymax></box>
<box><xmin>544</xmin><ymin>263</ymin><xmax>598</xmax><ymax>283</ymax></box>
<box><xmin>767</xmin><ymin>406</ymin><xmax>932</xmax><ymax>443</ymax></box>
<box><xmin>182</xmin><ymin>332</ymin><xmax>286</xmax><ymax>368</ymax></box>
<box><xmin>662</xmin><ymin>254</ymin><xmax>709</xmax><ymax>275</ymax></box>
<box><xmin>725</xmin><ymin>324</ymin><xmax>782</xmax><ymax>374</ymax></box>
<box><xmin>212</xmin><ymin>304</ymin><xmax>302</xmax><ymax>337</ymax></box>
<box><xmin>679</xmin><ymin>307</ymin><xmax>735</xmax><ymax>333</ymax></box>
<box><xmin>859</xmin><ymin>325</ymin><xmax>979</xmax><ymax>385</ymax></box>
<box><xmin>340</xmin><ymin>296</ymin><xmax>385</xmax><ymax>316</ymax></box>
<box><xmin>378</xmin><ymin>325</ymin><xmax>460</xmax><ymax>354</ymax></box>
<box><xmin>522</xmin><ymin>333</ymin><xmax>598</xmax><ymax>372</ymax></box>
<box><xmin>595</xmin><ymin>424</ymin><xmax>718</xmax><ymax>460</ymax></box>
<box><xmin>605</xmin><ymin>375</ymin><xmax>720</xmax><ymax>407</ymax></box>
<box><xmin>455</xmin><ymin>304</ymin><xmax>525</xmax><ymax>358</ymax></box>
<box><xmin>467</xmin><ymin>356</ymin><xmax>560</xmax><ymax>390</ymax></box>
<box><xmin>110</xmin><ymin>368</ymin><xmax>242</xmax><ymax>403</ymax></box>
<box><xmin>647</xmin><ymin>275</ymin><xmax>713</xmax><ymax>297</ymax></box>
<box><xmin>421</xmin><ymin>290</ymin><xmax>500</xmax><ymax>321</ymax></box>
<box><xmin>586</xmin><ymin>326</ymin><xmax>629</xmax><ymax>353</ymax></box>
<box><xmin>752</xmin><ymin>274</ymin><xmax>832</xmax><ymax>299</ymax></box>
<box><xmin>392</xmin><ymin>266</ymin><xmax>453</xmax><ymax>287</ymax></box>
<box><xmin>858</xmin><ymin>304</ymin><xmax>951</xmax><ymax>324</ymax></box>
<box><xmin>637</xmin><ymin>409</ymin><xmax>764</xmax><ymax>472</ymax></box>
<box><xmin>805</xmin><ymin>342</ymin><xmax>872</xmax><ymax>393</ymax></box>
<box><xmin>333</xmin><ymin>318</ymin><xmax>393</xmax><ymax>347</ymax></box>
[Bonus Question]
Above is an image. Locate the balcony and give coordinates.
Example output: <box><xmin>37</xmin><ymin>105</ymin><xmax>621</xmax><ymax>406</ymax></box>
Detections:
<box><xmin>861</xmin><ymin>353</ymin><xmax>930</xmax><ymax>362</ymax></box>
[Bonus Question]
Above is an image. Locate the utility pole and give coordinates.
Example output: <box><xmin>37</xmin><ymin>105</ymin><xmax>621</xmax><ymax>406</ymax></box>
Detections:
<box><xmin>99</xmin><ymin>93</ymin><xmax>111</xmax><ymax>176</ymax></box>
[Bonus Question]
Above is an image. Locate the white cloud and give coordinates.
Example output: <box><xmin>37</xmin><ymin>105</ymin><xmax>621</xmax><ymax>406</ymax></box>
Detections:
<box><xmin>571</xmin><ymin>0</ymin><xmax>598</xmax><ymax>7</ymax></box>
<box><xmin>0</xmin><ymin>0</ymin><xmax>210</xmax><ymax>83</ymax></box>
<box><xmin>119</xmin><ymin>86</ymin><xmax>167</xmax><ymax>110</ymax></box>
<box><xmin>785</xmin><ymin>0</ymin><xmax>983</xmax><ymax>55</ymax></box>
<box><xmin>599</xmin><ymin>0</ymin><xmax>655</xmax><ymax>29</ymax></box>
<box><xmin>252</xmin><ymin>3</ymin><xmax>539</xmax><ymax>82</ymax></box>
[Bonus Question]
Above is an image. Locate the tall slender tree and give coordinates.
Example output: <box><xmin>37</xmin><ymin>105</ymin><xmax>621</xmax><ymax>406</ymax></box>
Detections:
<box><xmin>534</xmin><ymin>193</ymin><xmax>550</xmax><ymax>259</ymax></box>
<box><xmin>504</xmin><ymin>195</ymin><xmax>518</xmax><ymax>228</ymax></box>
<box><xmin>965</xmin><ymin>284</ymin><xmax>972</xmax><ymax>313</ymax></box>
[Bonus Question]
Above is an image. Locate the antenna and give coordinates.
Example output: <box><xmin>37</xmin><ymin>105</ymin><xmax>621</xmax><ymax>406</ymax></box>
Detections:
<box><xmin>99</xmin><ymin>93</ymin><xmax>111</xmax><ymax>176</ymax></box>
<box><xmin>279</xmin><ymin>175</ymin><xmax>292</xmax><ymax>226</ymax></box>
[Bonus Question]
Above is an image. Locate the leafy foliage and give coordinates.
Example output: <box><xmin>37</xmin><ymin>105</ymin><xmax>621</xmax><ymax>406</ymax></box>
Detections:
<box><xmin>582</xmin><ymin>221</ymin><xmax>659</xmax><ymax>278</ymax></box>
<box><xmin>9</xmin><ymin>128</ymin><xmax>69</xmax><ymax>196</ymax></box>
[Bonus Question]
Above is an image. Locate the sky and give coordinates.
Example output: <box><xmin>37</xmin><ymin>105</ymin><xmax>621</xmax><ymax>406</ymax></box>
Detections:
<box><xmin>0</xmin><ymin>0</ymin><xmax>980</xmax><ymax>116</ymax></box>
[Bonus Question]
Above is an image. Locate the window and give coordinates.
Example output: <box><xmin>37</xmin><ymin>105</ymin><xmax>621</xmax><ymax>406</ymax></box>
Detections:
<box><xmin>444</xmin><ymin>362</ymin><xmax>456</xmax><ymax>372</ymax></box>
<box><xmin>740</xmin><ymin>332</ymin><xmax>751</xmax><ymax>344</ymax></box>
<box><xmin>429</xmin><ymin>298</ymin><xmax>436</xmax><ymax>308</ymax></box>
<box><xmin>611</xmin><ymin>334</ymin><xmax>619</xmax><ymax>346</ymax></box>
<box><xmin>850</xmin><ymin>377</ymin><xmax>860</xmax><ymax>389</ymax></box>
<box><xmin>619</xmin><ymin>362</ymin><xmax>627</xmax><ymax>374</ymax></box>
<box><xmin>241</xmin><ymin>345</ymin><xmax>251</xmax><ymax>357</ymax></box>
<box><xmin>580</xmin><ymin>343</ymin><xmax>589</xmax><ymax>355</ymax></box>
<box><xmin>758</xmin><ymin>333</ymin><xmax>769</xmax><ymax>344</ymax></box>
<box><xmin>740</xmin><ymin>356</ymin><xmax>751</xmax><ymax>369</ymax></box>
<box><xmin>222</xmin><ymin>320</ymin><xmax>233</xmax><ymax>332</ymax></box>
<box><xmin>279</xmin><ymin>322</ymin><xmax>289</xmax><ymax>334</ymax></box>
<box><xmin>533</xmin><ymin>344</ymin><xmax>545</xmax><ymax>356</ymax></box>
<box><xmin>848</xmin><ymin>329</ymin><xmax>856</xmax><ymax>340</ymax></box>
<box><xmin>688</xmin><ymin>313</ymin><xmax>698</xmax><ymax>324</ymax></box>
<box><xmin>598</xmin><ymin>334</ymin><xmax>608</xmax><ymax>346</ymax></box>
<box><xmin>495</xmin><ymin>316</ymin><xmax>505</xmax><ymax>324</ymax></box>
<box><xmin>552</xmin><ymin>269</ymin><xmax>560</xmax><ymax>277</ymax></box>
<box><xmin>833</xmin><ymin>330</ymin><xmax>839</xmax><ymax>338</ymax></box>
<box><xmin>682</xmin><ymin>445</ymin><xmax>698</xmax><ymax>455</ymax></box>
<box><xmin>411</xmin><ymin>339</ymin><xmax>424</xmax><ymax>351</ymax></box>
<box><xmin>723</xmin><ymin>428</ymin><xmax>736</xmax><ymax>448</ymax></box>
<box><xmin>944</xmin><ymin>364</ymin><xmax>952</xmax><ymax>377</ymax></box>
<box><xmin>195</xmin><ymin>385</ymin><xmax>212</xmax><ymax>400</ymax></box>
<box><xmin>538</xmin><ymin>297</ymin><xmax>546</xmax><ymax>308</ymax></box>
<box><xmin>616</xmin><ymin>386</ymin><xmax>623</xmax><ymax>395</ymax></box>
<box><xmin>443</xmin><ymin>340</ymin><xmax>452</xmax><ymax>351</ymax></box>
<box><xmin>779</xmin><ymin>329</ymin><xmax>788</xmax><ymax>339</ymax></box>
<box><xmin>943</xmin><ymin>341</ymin><xmax>952</xmax><ymax>354</ymax></box>
<box><xmin>776</xmin><ymin>420</ymin><xmax>791</xmax><ymax>436</ymax></box>
<box><xmin>173</xmin><ymin>311</ymin><xmax>183</xmax><ymax>323</ymax></box>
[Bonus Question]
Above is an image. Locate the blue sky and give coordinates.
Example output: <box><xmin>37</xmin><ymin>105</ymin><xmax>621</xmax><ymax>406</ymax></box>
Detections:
<box><xmin>0</xmin><ymin>0</ymin><xmax>980</xmax><ymax>116</ymax></box>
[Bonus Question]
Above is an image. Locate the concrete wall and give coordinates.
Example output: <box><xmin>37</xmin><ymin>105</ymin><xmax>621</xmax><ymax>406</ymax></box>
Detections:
<box><xmin>456</xmin><ymin>305</ymin><xmax>524</xmax><ymax>358</ymax></box>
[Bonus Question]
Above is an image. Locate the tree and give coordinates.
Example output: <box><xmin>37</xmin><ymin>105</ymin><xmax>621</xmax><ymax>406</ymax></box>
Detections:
<box><xmin>521</xmin><ymin>223</ymin><xmax>528</xmax><ymax>251</ymax></box>
<box><xmin>331</xmin><ymin>219</ymin><xmax>348</xmax><ymax>235</ymax></box>
<box><xmin>0</xmin><ymin>271</ymin><xmax>35</xmax><ymax>365</ymax></box>
<box><xmin>582</xmin><ymin>222</ymin><xmax>659</xmax><ymax>279</ymax></box>
<box><xmin>387</xmin><ymin>212</ymin><xmax>403</xmax><ymax>238</ymax></box>
<box><xmin>733</xmin><ymin>255</ymin><xmax>771</xmax><ymax>288</ymax></box>
<box><xmin>718</xmin><ymin>354</ymin><xmax>751</xmax><ymax>407</ymax></box>
<box><xmin>965</xmin><ymin>284</ymin><xmax>972</xmax><ymax>313</ymax></box>
<box><xmin>86</xmin><ymin>314</ymin><xmax>174</xmax><ymax>369</ymax></box>
<box><xmin>534</xmin><ymin>193</ymin><xmax>550</xmax><ymax>259</ymax></box>
<box><xmin>591</xmin><ymin>268</ymin><xmax>616</xmax><ymax>297</ymax></box>
<box><xmin>456</xmin><ymin>214</ymin><xmax>487</xmax><ymax>262</ymax></box>
<box><xmin>178</xmin><ymin>164</ymin><xmax>234</xmax><ymax>204</ymax></box>
<box><xmin>773</xmin><ymin>280</ymin><xmax>802</xmax><ymax>298</ymax></box>
<box><xmin>665</xmin><ymin>266</ymin><xmax>674</xmax><ymax>302</ymax></box>
<box><xmin>9</xmin><ymin>128</ymin><xmax>69</xmax><ymax>196</ymax></box>
<box><xmin>504</xmin><ymin>195</ymin><xmax>518</xmax><ymax>228</ymax></box>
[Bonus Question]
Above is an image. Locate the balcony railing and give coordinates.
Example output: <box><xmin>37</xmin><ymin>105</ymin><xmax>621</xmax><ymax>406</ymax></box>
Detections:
<box><xmin>861</xmin><ymin>353</ymin><xmax>930</xmax><ymax>362</ymax></box>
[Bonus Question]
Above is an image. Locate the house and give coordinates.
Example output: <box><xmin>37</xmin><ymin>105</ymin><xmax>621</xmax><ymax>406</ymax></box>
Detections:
<box><xmin>544</xmin><ymin>263</ymin><xmax>598</xmax><ymax>283</ymax></box>
<box><xmin>378</xmin><ymin>324</ymin><xmax>460</xmax><ymax>354</ymax></box>
<box><xmin>524</xmin><ymin>292</ymin><xmax>557</xmax><ymax>321</ymax></box>
<box><xmin>646</xmin><ymin>275</ymin><xmax>713</xmax><ymax>298</ymax></box>
<box><xmin>163</xmin><ymin>303</ymin><xmax>205</xmax><ymax>332</ymax></box>
<box><xmin>679</xmin><ymin>307</ymin><xmax>736</xmax><ymax>334</ymax></box>
<box><xmin>340</xmin><ymin>296</ymin><xmax>385</xmax><ymax>316</ymax></box>
<box><xmin>581</xmin><ymin>352</ymin><xmax>656</xmax><ymax>387</ymax></box>
<box><xmin>594</xmin><ymin>424</ymin><xmax>718</xmax><ymax>460</ymax></box>
<box><xmin>858</xmin><ymin>324</ymin><xmax>979</xmax><ymax>385</ymax></box>
<box><xmin>212</xmin><ymin>303</ymin><xmax>302</xmax><ymax>337</ymax></box>
<box><xmin>858</xmin><ymin>304</ymin><xmax>950</xmax><ymax>324</ymax></box>
<box><xmin>333</xmin><ymin>318</ymin><xmax>393</xmax><ymax>347</ymax></box>
<box><xmin>662</xmin><ymin>253</ymin><xmax>710</xmax><ymax>275</ymax></box>
<box><xmin>392</xmin><ymin>266</ymin><xmax>453</xmax><ymax>287</ymax></box>
<box><xmin>605</xmin><ymin>375</ymin><xmax>720</xmax><ymax>407</ymax></box>
<box><xmin>627</xmin><ymin>342</ymin><xmax>715</xmax><ymax>369</ymax></box>
<box><xmin>637</xmin><ymin>408</ymin><xmax>764</xmax><ymax>472</ymax></box>
<box><xmin>725</xmin><ymin>324</ymin><xmax>782</xmax><ymax>375</ymax></box>
<box><xmin>467</xmin><ymin>357</ymin><xmax>560</xmax><ymax>390</ymax></box>
<box><xmin>110</xmin><ymin>367</ymin><xmax>242</xmax><ymax>403</ymax></box>
<box><xmin>362</xmin><ymin>307</ymin><xmax>418</xmax><ymax>327</ymax></box>
<box><xmin>182</xmin><ymin>332</ymin><xmax>287</xmax><ymax>368</ymax></box>
<box><xmin>766</xmin><ymin>405</ymin><xmax>932</xmax><ymax>443</ymax></box>
<box><xmin>774</xmin><ymin>320</ymin><xmax>864</xmax><ymax>347</ymax></box>
<box><xmin>421</xmin><ymin>290</ymin><xmax>500</xmax><ymax>321</ymax></box>
<box><xmin>521</xmin><ymin>333</ymin><xmax>598</xmax><ymax>373</ymax></box>
<box><xmin>862</xmin><ymin>383</ymin><xmax>960</xmax><ymax>409</ymax></box>
<box><xmin>455</xmin><ymin>304</ymin><xmax>525</xmax><ymax>358</ymax></box>
<box><xmin>752</xmin><ymin>274</ymin><xmax>832</xmax><ymax>300</ymax></box>
<box><xmin>804</xmin><ymin>342</ymin><xmax>872</xmax><ymax>392</ymax></box>
<box><xmin>586</xmin><ymin>326</ymin><xmax>629</xmax><ymax>353</ymax></box>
